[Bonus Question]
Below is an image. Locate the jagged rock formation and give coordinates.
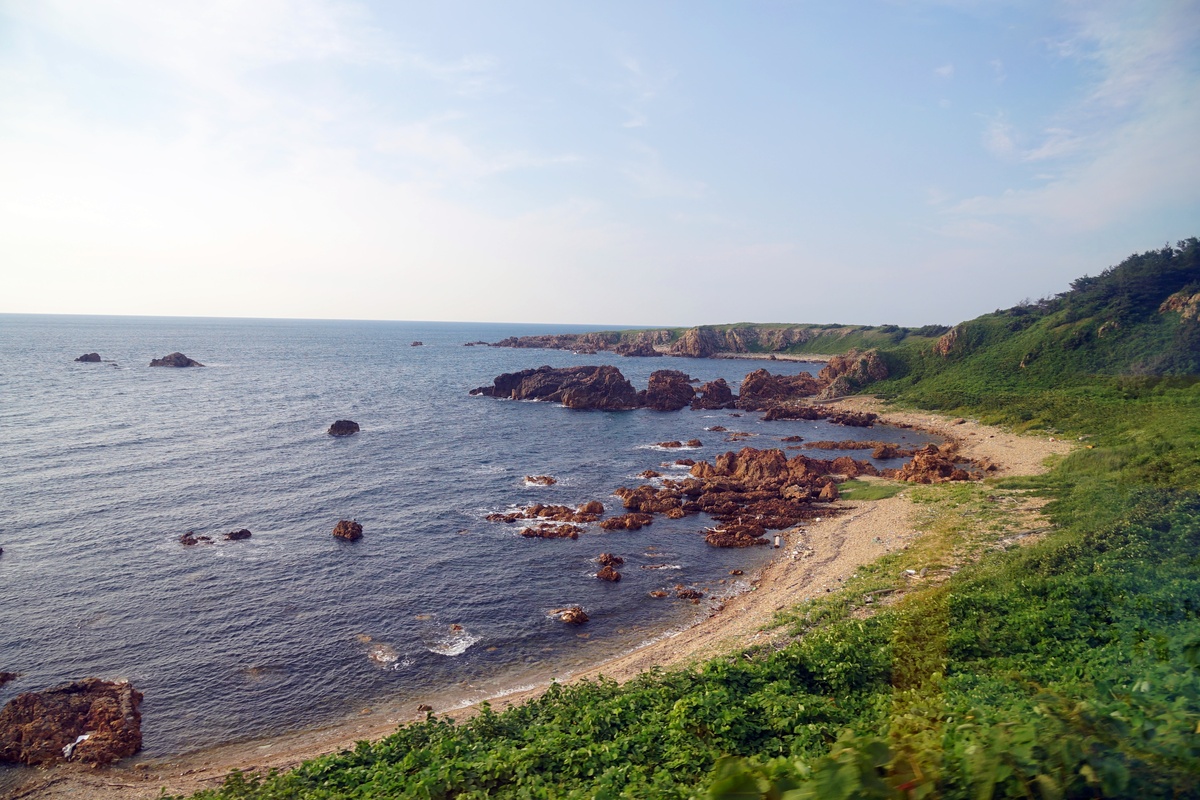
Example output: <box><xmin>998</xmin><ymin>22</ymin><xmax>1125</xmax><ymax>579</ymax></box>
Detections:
<box><xmin>0</xmin><ymin>679</ymin><xmax>142</xmax><ymax>766</ymax></box>
<box><xmin>149</xmin><ymin>352</ymin><xmax>203</xmax><ymax>367</ymax></box>
<box><xmin>691</xmin><ymin>378</ymin><xmax>737</xmax><ymax>409</ymax></box>
<box><xmin>817</xmin><ymin>349</ymin><xmax>889</xmax><ymax>398</ymax></box>
<box><xmin>1160</xmin><ymin>289</ymin><xmax>1200</xmax><ymax>321</ymax></box>
<box><xmin>736</xmin><ymin>369</ymin><xmax>824</xmax><ymax>410</ymax></box>
<box><xmin>470</xmin><ymin>365</ymin><xmax>640</xmax><ymax>410</ymax></box>
<box><xmin>487</xmin><ymin>502</ymin><xmax>604</xmax><ymax>525</ymax></box>
<box><xmin>596</xmin><ymin>565</ymin><xmax>622</xmax><ymax>582</ymax></box>
<box><xmin>597</xmin><ymin>553</ymin><xmax>624</xmax><ymax>567</ymax></box>
<box><xmin>639</xmin><ymin>370</ymin><xmax>696</xmax><ymax>411</ymax></box>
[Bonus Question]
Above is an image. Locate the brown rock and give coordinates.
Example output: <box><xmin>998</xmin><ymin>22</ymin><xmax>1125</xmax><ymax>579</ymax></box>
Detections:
<box><xmin>648</xmin><ymin>590</ymin><xmax>669</xmax><ymax>598</ymax></box>
<box><xmin>597</xmin><ymin>553</ymin><xmax>624</xmax><ymax>567</ymax></box>
<box><xmin>674</xmin><ymin>458</ymin><xmax>695</xmax><ymax>466</ymax></box>
<box><xmin>818</xmin><ymin>483</ymin><xmax>840</xmax><ymax>502</ymax></box>
<box><xmin>596</xmin><ymin>565</ymin><xmax>622</xmax><ymax>582</ymax></box>
<box><xmin>691</xmin><ymin>378</ymin><xmax>737</xmax><ymax>410</ymax></box>
<box><xmin>639</xmin><ymin>470</ymin><xmax>661</xmax><ymax>479</ymax></box>
<box><xmin>525</xmin><ymin>475</ymin><xmax>557</xmax><ymax>486</ymax></box>
<box><xmin>0</xmin><ymin>678</ymin><xmax>142</xmax><ymax>766</ymax></box>
<box><xmin>470</xmin><ymin>365</ymin><xmax>640</xmax><ymax>410</ymax></box>
<box><xmin>816</xmin><ymin>349</ymin><xmax>889</xmax><ymax>399</ymax></box>
<box><xmin>0</xmin><ymin>673</ymin><xmax>18</xmax><ymax>689</ymax></box>
<box><xmin>411</xmin><ymin>341</ymin><xmax>424</xmax><ymax>347</ymax></box>
<box><xmin>149</xmin><ymin>352</ymin><xmax>203</xmax><ymax>367</ymax></box>
<box><xmin>74</xmin><ymin>353</ymin><xmax>101</xmax><ymax>363</ymax></box>
<box><xmin>333</xmin><ymin>520</ymin><xmax>364</xmax><ymax>541</ymax></box>
<box><xmin>657</xmin><ymin>441</ymin><xmax>684</xmax><ymax>448</ymax></box>
<box><xmin>685</xmin><ymin>439</ymin><xmax>702</xmax><ymax>448</ymax></box>
<box><xmin>554</xmin><ymin>606</ymin><xmax>589</xmax><ymax>625</ymax></box>
<box><xmin>599</xmin><ymin>513</ymin><xmax>654</xmax><ymax>531</ymax></box>
<box><xmin>417</xmin><ymin>704</ymin><xmax>434</xmax><ymax>713</ymax></box>
<box><xmin>328</xmin><ymin>419</ymin><xmax>360</xmax><ymax>436</ymax></box>
<box><xmin>675</xmin><ymin>588</ymin><xmax>704</xmax><ymax>600</ymax></box>
<box><xmin>639</xmin><ymin>370</ymin><xmax>696</xmax><ymax>411</ymax></box>
<box><xmin>224</xmin><ymin>528</ymin><xmax>252</xmax><ymax>541</ymax></box>
<box><xmin>519</xmin><ymin>523</ymin><xmax>581</xmax><ymax>540</ymax></box>
<box><xmin>737</xmin><ymin>369</ymin><xmax>823</xmax><ymax>410</ymax></box>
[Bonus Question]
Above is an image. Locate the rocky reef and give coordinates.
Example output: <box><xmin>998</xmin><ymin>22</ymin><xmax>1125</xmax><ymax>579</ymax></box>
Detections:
<box><xmin>470</xmin><ymin>365</ymin><xmax>640</xmax><ymax>410</ymax></box>
<box><xmin>328</xmin><ymin>419</ymin><xmax>360</xmax><ymax>436</ymax></box>
<box><xmin>0</xmin><ymin>678</ymin><xmax>142</xmax><ymax>766</ymax></box>
<box><xmin>149</xmin><ymin>352</ymin><xmax>203</xmax><ymax>367</ymax></box>
<box><xmin>74</xmin><ymin>353</ymin><xmax>101</xmax><ymax>363</ymax></box>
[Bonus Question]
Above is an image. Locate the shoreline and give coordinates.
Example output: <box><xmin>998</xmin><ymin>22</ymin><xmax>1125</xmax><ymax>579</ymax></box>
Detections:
<box><xmin>3</xmin><ymin>398</ymin><xmax>1072</xmax><ymax>800</ymax></box>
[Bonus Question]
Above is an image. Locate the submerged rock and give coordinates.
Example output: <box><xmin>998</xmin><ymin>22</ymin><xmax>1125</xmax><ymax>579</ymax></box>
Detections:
<box><xmin>333</xmin><ymin>520</ymin><xmax>364</xmax><ymax>541</ymax></box>
<box><xmin>328</xmin><ymin>419</ymin><xmax>360</xmax><ymax>437</ymax></box>
<box><xmin>0</xmin><ymin>678</ymin><xmax>142</xmax><ymax>766</ymax></box>
<box><xmin>74</xmin><ymin>353</ymin><xmax>101</xmax><ymax>363</ymax></box>
<box><xmin>149</xmin><ymin>352</ymin><xmax>203</xmax><ymax>367</ymax></box>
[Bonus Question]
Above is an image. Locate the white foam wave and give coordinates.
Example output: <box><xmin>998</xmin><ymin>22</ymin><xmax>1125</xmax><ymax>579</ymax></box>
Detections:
<box><xmin>425</xmin><ymin>628</ymin><xmax>481</xmax><ymax>656</ymax></box>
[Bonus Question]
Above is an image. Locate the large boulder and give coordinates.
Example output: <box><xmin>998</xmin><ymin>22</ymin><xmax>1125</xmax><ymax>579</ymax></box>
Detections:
<box><xmin>470</xmin><ymin>365</ymin><xmax>640</xmax><ymax>410</ymax></box>
<box><xmin>0</xmin><ymin>679</ymin><xmax>142</xmax><ymax>766</ymax></box>
<box><xmin>74</xmin><ymin>353</ymin><xmax>101</xmax><ymax>363</ymax></box>
<box><xmin>333</xmin><ymin>520</ymin><xmax>363</xmax><ymax>540</ymax></box>
<box><xmin>149</xmin><ymin>352</ymin><xmax>203</xmax><ymax>367</ymax></box>
<box><xmin>736</xmin><ymin>369</ymin><xmax>824</xmax><ymax>410</ymax></box>
<box><xmin>691</xmin><ymin>378</ymin><xmax>737</xmax><ymax>410</ymax></box>
<box><xmin>639</xmin><ymin>370</ymin><xmax>696</xmax><ymax>411</ymax></box>
<box><xmin>328</xmin><ymin>419</ymin><xmax>360</xmax><ymax>437</ymax></box>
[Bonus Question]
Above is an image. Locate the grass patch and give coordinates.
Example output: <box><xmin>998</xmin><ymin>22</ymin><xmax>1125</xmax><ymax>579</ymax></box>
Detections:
<box><xmin>836</xmin><ymin>479</ymin><xmax>907</xmax><ymax>501</ymax></box>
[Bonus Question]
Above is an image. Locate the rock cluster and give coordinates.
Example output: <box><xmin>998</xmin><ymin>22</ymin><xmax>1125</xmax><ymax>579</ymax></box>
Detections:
<box><xmin>328</xmin><ymin>419</ymin><xmax>360</xmax><ymax>436</ymax></box>
<box><xmin>333</xmin><ymin>520</ymin><xmax>363</xmax><ymax>541</ymax></box>
<box><xmin>597</xmin><ymin>553</ymin><xmax>624</xmax><ymax>567</ymax></box>
<box><xmin>149</xmin><ymin>352</ymin><xmax>203</xmax><ymax>367</ymax></box>
<box><xmin>894</xmin><ymin>444</ymin><xmax>980</xmax><ymax>483</ymax></box>
<box><xmin>470</xmin><ymin>365</ymin><xmax>640</xmax><ymax>410</ymax></box>
<box><xmin>520</xmin><ymin>523</ymin><xmax>581</xmax><ymax>540</ymax></box>
<box><xmin>596</xmin><ymin>565</ymin><xmax>622</xmax><ymax>582</ymax></box>
<box><xmin>0</xmin><ymin>679</ymin><xmax>142</xmax><ymax>766</ymax></box>
<box><xmin>74</xmin><ymin>353</ymin><xmax>101</xmax><ymax>363</ymax></box>
<box><xmin>487</xmin><ymin>501</ymin><xmax>605</xmax><ymax>525</ymax></box>
<box><xmin>736</xmin><ymin>369</ymin><xmax>824</xmax><ymax>410</ymax></box>
<box><xmin>761</xmin><ymin>405</ymin><xmax>878</xmax><ymax>427</ymax></box>
<box><xmin>599</xmin><ymin>513</ymin><xmax>654</xmax><ymax>531</ymax></box>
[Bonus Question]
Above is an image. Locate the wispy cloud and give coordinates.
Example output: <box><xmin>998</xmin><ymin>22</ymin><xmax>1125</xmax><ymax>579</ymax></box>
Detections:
<box><xmin>621</xmin><ymin>142</ymin><xmax>706</xmax><ymax>198</ymax></box>
<box><xmin>934</xmin><ymin>62</ymin><xmax>955</xmax><ymax>78</ymax></box>
<box><xmin>616</xmin><ymin>51</ymin><xmax>676</xmax><ymax>128</ymax></box>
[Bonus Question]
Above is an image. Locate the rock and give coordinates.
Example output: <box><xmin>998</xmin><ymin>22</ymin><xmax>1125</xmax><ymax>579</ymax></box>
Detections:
<box><xmin>933</xmin><ymin>326</ymin><xmax>963</xmax><ymax>357</ymax></box>
<box><xmin>179</xmin><ymin>531</ymin><xmax>199</xmax><ymax>546</ymax></box>
<box><xmin>554</xmin><ymin>606</ymin><xmax>589</xmax><ymax>625</ymax></box>
<box><xmin>333</xmin><ymin>520</ymin><xmax>363</xmax><ymax>541</ymax></box>
<box><xmin>816</xmin><ymin>349</ymin><xmax>889</xmax><ymax>399</ymax></box>
<box><xmin>639</xmin><ymin>370</ymin><xmax>695</xmax><ymax>411</ymax></box>
<box><xmin>411</xmin><ymin>341</ymin><xmax>424</xmax><ymax>346</ymax></box>
<box><xmin>74</xmin><ymin>353</ymin><xmax>101</xmax><ymax>363</ymax></box>
<box><xmin>578</xmin><ymin>500</ymin><xmax>605</xmax><ymax>516</ymax></box>
<box><xmin>685</xmin><ymin>439</ymin><xmax>702</xmax><ymax>448</ymax></box>
<box><xmin>648</xmin><ymin>590</ymin><xmax>669</xmax><ymax>598</ymax></box>
<box><xmin>224</xmin><ymin>528</ymin><xmax>252</xmax><ymax>541</ymax></box>
<box><xmin>149</xmin><ymin>352</ymin><xmax>203</xmax><ymax>367</ymax></box>
<box><xmin>417</xmin><ymin>704</ymin><xmax>434</xmax><ymax>713</ymax></box>
<box><xmin>597</xmin><ymin>553</ymin><xmax>624</xmax><ymax>567</ymax></box>
<box><xmin>706</xmin><ymin>425</ymin><xmax>728</xmax><ymax>432</ymax></box>
<box><xmin>519</xmin><ymin>523</ymin><xmax>581</xmax><ymax>539</ymax></box>
<box><xmin>596</xmin><ymin>565</ymin><xmax>622</xmax><ymax>582</ymax></box>
<box><xmin>737</xmin><ymin>369</ymin><xmax>823</xmax><ymax>410</ymax></box>
<box><xmin>691</xmin><ymin>378</ymin><xmax>737</xmax><ymax>410</ymax></box>
<box><xmin>675</xmin><ymin>588</ymin><xmax>704</xmax><ymax>600</ymax></box>
<box><xmin>674</xmin><ymin>458</ymin><xmax>695</xmax><ymax>466</ymax></box>
<box><xmin>729</xmin><ymin>569</ymin><xmax>744</xmax><ymax>576</ymax></box>
<box><xmin>818</xmin><ymin>483</ymin><xmax>840</xmax><ymax>502</ymax></box>
<box><xmin>0</xmin><ymin>678</ymin><xmax>142</xmax><ymax>766</ymax></box>
<box><xmin>487</xmin><ymin>502</ymin><xmax>603</xmax><ymax>524</ymax></box>
<box><xmin>328</xmin><ymin>419</ymin><xmax>360</xmax><ymax>437</ymax></box>
<box><xmin>463</xmin><ymin>341</ymin><xmax>489</xmax><ymax>347</ymax></box>
<box><xmin>0</xmin><ymin>673</ymin><xmax>18</xmax><ymax>688</ymax></box>
<box><xmin>639</xmin><ymin>470</ymin><xmax>661</xmax><ymax>479</ymax></box>
<box><xmin>525</xmin><ymin>475</ymin><xmax>557</xmax><ymax>486</ymax></box>
<box><xmin>599</xmin><ymin>513</ymin><xmax>654</xmax><ymax>531</ymax></box>
<box><xmin>894</xmin><ymin>445</ymin><xmax>977</xmax><ymax>484</ymax></box>
<box><xmin>470</xmin><ymin>365</ymin><xmax>640</xmax><ymax>411</ymax></box>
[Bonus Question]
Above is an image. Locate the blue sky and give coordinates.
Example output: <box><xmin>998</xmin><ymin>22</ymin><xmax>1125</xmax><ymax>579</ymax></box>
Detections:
<box><xmin>2</xmin><ymin>1</ymin><xmax>1198</xmax><ymax>326</ymax></box>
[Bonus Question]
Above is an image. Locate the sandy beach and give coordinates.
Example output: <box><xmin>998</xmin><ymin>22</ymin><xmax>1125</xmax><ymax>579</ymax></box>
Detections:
<box><xmin>2</xmin><ymin>398</ymin><xmax>1072</xmax><ymax>800</ymax></box>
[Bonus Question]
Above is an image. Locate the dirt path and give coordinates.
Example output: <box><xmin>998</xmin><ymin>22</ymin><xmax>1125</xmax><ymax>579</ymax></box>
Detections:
<box><xmin>2</xmin><ymin>400</ymin><xmax>1072</xmax><ymax>800</ymax></box>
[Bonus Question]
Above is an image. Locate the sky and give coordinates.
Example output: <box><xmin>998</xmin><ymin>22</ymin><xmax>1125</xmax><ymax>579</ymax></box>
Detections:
<box><xmin>2</xmin><ymin>1</ymin><xmax>1198</xmax><ymax>327</ymax></box>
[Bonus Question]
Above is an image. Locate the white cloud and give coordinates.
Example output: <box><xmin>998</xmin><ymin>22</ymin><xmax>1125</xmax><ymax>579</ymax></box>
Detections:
<box><xmin>934</xmin><ymin>62</ymin><xmax>955</xmax><ymax>78</ymax></box>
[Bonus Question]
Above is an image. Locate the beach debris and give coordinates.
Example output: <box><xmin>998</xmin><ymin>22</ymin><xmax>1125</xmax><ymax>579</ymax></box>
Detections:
<box><xmin>525</xmin><ymin>475</ymin><xmax>557</xmax><ymax>486</ymax></box>
<box><xmin>74</xmin><ymin>353</ymin><xmax>101</xmax><ymax>363</ymax></box>
<box><xmin>224</xmin><ymin>528</ymin><xmax>252</xmax><ymax>541</ymax></box>
<box><xmin>596</xmin><ymin>553</ymin><xmax>624</xmax><ymax>567</ymax></box>
<box><xmin>327</xmin><ymin>419</ymin><xmax>360</xmax><ymax>437</ymax></box>
<box><xmin>551</xmin><ymin>606</ymin><xmax>589</xmax><ymax>625</ymax></box>
<box><xmin>596</xmin><ymin>565</ymin><xmax>622</xmax><ymax>582</ymax></box>
<box><xmin>149</xmin><ymin>352</ymin><xmax>203</xmax><ymax>367</ymax></box>
<box><xmin>0</xmin><ymin>678</ymin><xmax>142</xmax><ymax>766</ymax></box>
<box><xmin>333</xmin><ymin>520</ymin><xmax>363</xmax><ymax>541</ymax></box>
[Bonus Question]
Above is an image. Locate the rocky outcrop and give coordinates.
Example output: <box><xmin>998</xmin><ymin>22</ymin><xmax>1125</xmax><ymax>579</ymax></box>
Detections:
<box><xmin>598</xmin><ymin>513</ymin><xmax>654</xmax><ymax>531</ymax></box>
<box><xmin>933</xmin><ymin>326</ymin><xmax>963</xmax><ymax>357</ymax></box>
<box><xmin>736</xmin><ymin>369</ymin><xmax>824</xmax><ymax>410</ymax></box>
<box><xmin>0</xmin><ymin>678</ymin><xmax>142</xmax><ymax>766</ymax></box>
<box><xmin>612</xmin><ymin>330</ymin><xmax>670</xmax><ymax>357</ymax></box>
<box><xmin>74</xmin><ymin>353</ymin><xmax>101</xmax><ymax>363</ymax></box>
<box><xmin>487</xmin><ymin>502</ymin><xmax>604</xmax><ymax>525</ymax></box>
<box><xmin>596</xmin><ymin>565</ymin><xmax>621</xmax><ymax>582</ymax></box>
<box><xmin>149</xmin><ymin>352</ymin><xmax>203</xmax><ymax>367</ymax></box>
<box><xmin>333</xmin><ymin>520</ymin><xmax>363</xmax><ymax>541</ymax></box>
<box><xmin>554</xmin><ymin>606</ymin><xmax>589</xmax><ymax>625</ymax></box>
<box><xmin>817</xmin><ymin>349</ymin><xmax>889</xmax><ymax>398</ymax></box>
<box><xmin>1160</xmin><ymin>289</ymin><xmax>1200</xmax><ymax>321</ymax></box>
<box><xmin>639</xmin><ymin>370</ymin><xmax>696</xmax><ymax>411</ymax></box>
<box><xmin>525</xmin><ymin>475</ymin><xmax>557</xmax><ymax>486</ymax></box>
<box><xmin>224</xmin><ymin>528</ymin><xmax>252</xmax><ymax>541</ymax></box>
<box><xmin>470</xmin><ymin>365</ymin><xmax>640</xmax><ymax>410</ymax></box>
<box><xmin>520</xmin><ymin>523</ymin><xmax>581</xmax><ymax>540</ymax></box>
<box><xmin>597</xmin><ymin>553</ymin><xmax>624</xmax><ymax>567</ymax></box>
<box><xmin>328</xmin><ymin>420</ymin><xmax>360</xmax><ymax>437</ymax></box>
<box><xmin>691</xmin><ymin>378</ymin><xmax>737</xmax><ymax>409</ymax></box>
<box><xmin>893</xmin><ymin>445</ymin><xmax>976</xmax><ymax>484</ymax></box>
<box><xmin>761</xmin><ymin>405</ymin><xmax>878</xmax><ymax>427</ymax></box>
<box><xmin>411</xmin><ymin>341</ymin><xmax>424</xmax><ymax>347</ymax></box>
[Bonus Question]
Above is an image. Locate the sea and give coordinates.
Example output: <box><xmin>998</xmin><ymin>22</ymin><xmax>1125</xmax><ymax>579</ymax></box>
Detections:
<box><xmin>0</xmin><ymin>315</ymin><xmax>933</xmax><ymax>761</ymax></box>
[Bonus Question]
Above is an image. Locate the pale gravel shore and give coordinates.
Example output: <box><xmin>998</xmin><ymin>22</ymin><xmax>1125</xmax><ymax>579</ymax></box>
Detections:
<box><xmin>5</xmin><ymin>398</ymin><xmax>1073</xmax><ymax>800</ymax></box>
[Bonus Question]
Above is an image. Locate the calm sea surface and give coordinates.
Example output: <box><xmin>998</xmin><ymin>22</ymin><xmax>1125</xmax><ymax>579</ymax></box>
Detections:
<box><xmin>0</xmin><ymin>315</ymin><xmax>931</xmax><ymax>759</ymax></box>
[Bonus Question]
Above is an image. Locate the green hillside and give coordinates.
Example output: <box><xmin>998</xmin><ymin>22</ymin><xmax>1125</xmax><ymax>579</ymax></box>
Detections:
<box><xmin>177</xmin><ymin>242</ymin><xmax>1200</xmax><ymax>800</ymax></box>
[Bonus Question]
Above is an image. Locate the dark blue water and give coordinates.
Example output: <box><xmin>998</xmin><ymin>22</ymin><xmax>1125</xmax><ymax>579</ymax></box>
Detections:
<box><xmin>0</xmin><ymin>315</ymin><xmax>931</xmax><ymax>758</ymax></box>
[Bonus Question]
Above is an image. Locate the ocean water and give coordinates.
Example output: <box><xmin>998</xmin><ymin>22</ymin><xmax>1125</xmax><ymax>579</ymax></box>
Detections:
<box><xmin>0</xmin><ymin>315</ymin><xmax>934</xmax><ymax>759</ymax></box>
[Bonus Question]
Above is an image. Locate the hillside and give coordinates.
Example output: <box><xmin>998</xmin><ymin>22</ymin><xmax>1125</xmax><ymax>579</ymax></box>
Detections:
<box><xmin>172</xmin><ymin>243</ymin><xmax>1199</xmax><ymax>799</ymax></box>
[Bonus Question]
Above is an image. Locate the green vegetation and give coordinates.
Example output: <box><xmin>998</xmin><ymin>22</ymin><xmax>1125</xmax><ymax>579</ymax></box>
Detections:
<box><xmin>178</xmin><ymin>243</ymin><xmax>1200</xmax><ymax>799</ymax></box>
<box><xmin>835</xmin><ymin>479</ymin><xmax>908</xmax><ymax>501</ymax></box>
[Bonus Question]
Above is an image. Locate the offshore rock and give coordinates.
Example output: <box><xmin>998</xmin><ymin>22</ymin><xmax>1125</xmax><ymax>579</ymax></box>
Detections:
<box><xmin>470</xmin><ymin>365</ymin><xmax>640</xmax><ymax>411</ymax></box>
<box><xmin>554</xmin><ymin>606</ymin><xmax>589</xmax><ymax>625</ymax></box>
<box><xmin>597</xmin><ymin>553</ymin><xmax>624</xmax><ymax>567</ymax></box>
<box><xmin>520</xmin><ymin>523</ymin><xmax>581</xmax><ymax>540</ymax></box>
<box><xmin>596</xmin><ymin>565</ymin><xmax>622</xmax><ymax>582</ymax></box>
<box><xmin>691</xmin><ymin>378</ymin><xmax>737</xmax><ymax>410</ymax></box>
<box><xmin>224</xmin><ymin>528</ymin><xmax>252</xmax><ymax>541</ymax></box>
<box><xmin>74</xmin><ymin>353</ymin><xmax>101</xmax><ymax>363</ymax></box>
<box><xmin>816</xmin><ymin>349</ymin><xmax>889</xmax><ymax>399</ymax></box>
<box><xmin>149</xmin><ymin>352</ymin><xmax>203</xmax><ymax>367</ymax></box>
<box><xmin>0</xmin><ymin>678</ymin><xmax>142</xmax><ymax>766</ymax></box>
<box><xmin>639</xmin><ymin>370</ymin><xmax>696</xmax><ymax>411</ymax></box>
<box><xmin>737</xmin><ymin>369</ymin><xmax>824</xmax><ymax>410</ymax></box>
<box><xmin>0</xmin><ymin>673</ymin><xmax>18</xmax><ymax>688</ymax></box>
<box><xmin>333</xmin><ymin>520</ymin><xmax>364</xmax><ymax>541</ymax></box>
<box><xmin>328</xmin><ymin>419</ymin><xmax>360</xmax><ymax>437</ymax></box>
<box><xmin>525</xmin><ymin>475</ymin><xmax>557</xmax><ymax>486</ymax></box>
<box><xmin>599</xmin><ymin>513</ymin><xmax>654</xmax><ymax>531</ymax></box>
